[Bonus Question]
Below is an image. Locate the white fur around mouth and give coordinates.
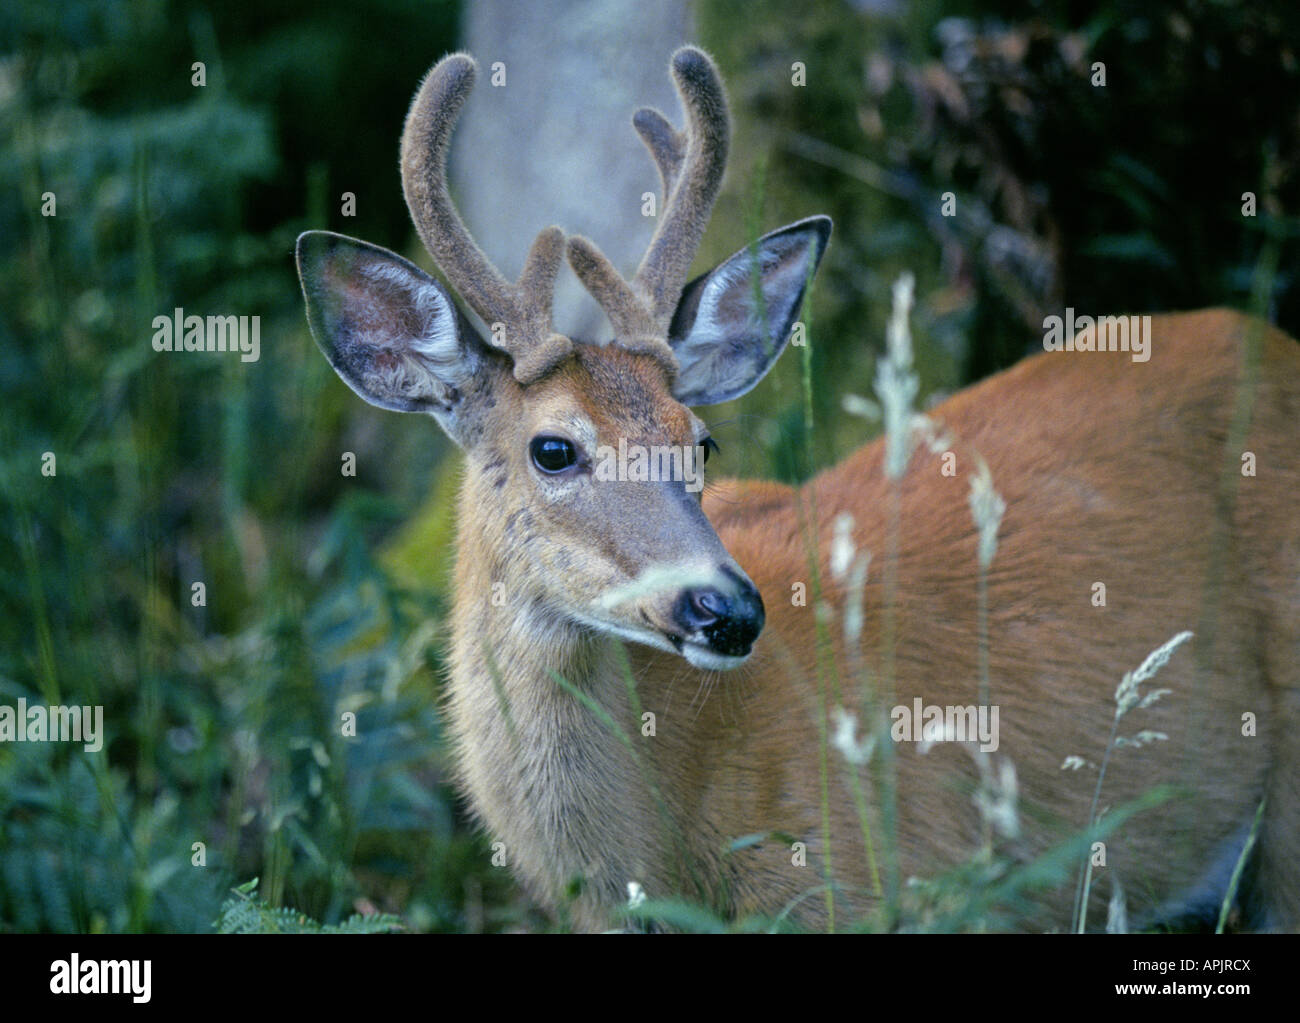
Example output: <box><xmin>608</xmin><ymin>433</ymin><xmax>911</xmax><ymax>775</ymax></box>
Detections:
<box><xmin>568</xmin><ymin>609</ymin><xmax>751</xmax><ymax>671</ymax></box>
<box><xmin>681</xmin><ymin>641</ymin><xmax>749</xmax><ymax>672</ymax></box>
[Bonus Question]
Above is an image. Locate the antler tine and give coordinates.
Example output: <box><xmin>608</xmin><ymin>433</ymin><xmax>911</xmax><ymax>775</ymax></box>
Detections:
<box><xmin>566</xmin><ymin>236</ymin><xmax>651</xmax><ymax>341</ymax></box>
<box><xmin>631</xmin><ymin>46</ymin><xmax>730</xmax><ymax>326</ymax></box>
<box><xmin>400</xmin><ymin>52</ymin><xmax>571</xmax><ymax>384</ymax></box>
<box><xmin>632</xmin><ymin>107</ymin><xmax>685</xmax><ymax>199</ymax></box>
<box><xmin>565</xmin><ymin>46</ymin><xmax>729</xmax><ymax>365</ymax></box>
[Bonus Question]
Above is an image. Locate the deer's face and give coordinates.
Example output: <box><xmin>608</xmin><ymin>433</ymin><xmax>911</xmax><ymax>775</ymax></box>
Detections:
<box><xmin>477</xmin><ymin>344</ymin><xmax>763</xmax><ymax>669</ymax></box>
<box><xmin>295</xmin><ymin>46</ymin><xmax>830</xmax><ymax>671</ymax></box>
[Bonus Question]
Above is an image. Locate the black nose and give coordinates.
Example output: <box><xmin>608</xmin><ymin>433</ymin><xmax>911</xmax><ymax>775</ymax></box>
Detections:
<box><xmin>674</xmin><ymin>568</ymin><xmax>765</xmax><ymax>657</ymax></box>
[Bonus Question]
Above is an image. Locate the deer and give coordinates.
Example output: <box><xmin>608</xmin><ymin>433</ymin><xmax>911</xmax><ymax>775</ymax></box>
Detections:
<box><xmin>296</xmin><ymin>45</ymin><xmax>1300</xmax><ymax>932</ymax></box>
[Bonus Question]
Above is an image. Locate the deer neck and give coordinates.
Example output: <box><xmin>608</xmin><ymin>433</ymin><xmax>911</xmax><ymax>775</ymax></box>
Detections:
<box><xmin>444</xmin><ymin>471</ymin><xmax>664</xmax><ymax>917</ymax></box>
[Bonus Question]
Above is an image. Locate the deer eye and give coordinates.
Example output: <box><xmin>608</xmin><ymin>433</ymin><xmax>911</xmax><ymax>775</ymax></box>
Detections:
<box><xmin>530</xmin><ymin>436</ymin><xmax>578</xmax><ymax>474</ymax></box>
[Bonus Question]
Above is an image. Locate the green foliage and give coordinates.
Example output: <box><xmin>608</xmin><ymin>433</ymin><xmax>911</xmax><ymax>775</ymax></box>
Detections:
<box><xmin>0</xmin><ymin>0</ymin><xmax>533</xmax><ymax>935</ymax></box>
<box><xmin>215</xmin><ymin>878</ymin><xmax>402</xmax><ymax>934</ymax></box>
<box><xmin>0</xmin><ymin>726</ymin><xmax>226</xmax><ymax>932</ymax></box>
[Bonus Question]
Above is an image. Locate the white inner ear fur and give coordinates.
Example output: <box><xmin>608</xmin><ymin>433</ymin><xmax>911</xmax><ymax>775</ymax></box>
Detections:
<box><xmin>350</xmin><ymin>260</ymin><xmax>466</xmax><ymax>404</ymax></box>
<box><xmin>671</xmin><ymin>236</ymin><xmax>813</xmax><ymax>407</ymax></box>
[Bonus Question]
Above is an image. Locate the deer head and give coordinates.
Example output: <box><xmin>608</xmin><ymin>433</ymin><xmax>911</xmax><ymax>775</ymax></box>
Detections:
<box><xmin>296</xmin><ymin>46</ymin><xmax>831</xmax><ymax>670</ymax></box>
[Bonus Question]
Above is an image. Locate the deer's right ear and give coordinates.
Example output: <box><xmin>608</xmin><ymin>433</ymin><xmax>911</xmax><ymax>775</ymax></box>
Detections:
<box><xmin>296</xmin><ymin>231</ymin><xmax>498</xmax><ymax>442</ymax></box>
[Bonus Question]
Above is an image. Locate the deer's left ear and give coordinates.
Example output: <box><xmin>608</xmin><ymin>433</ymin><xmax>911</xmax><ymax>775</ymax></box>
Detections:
<box><xmin>667</xmin><ymin>216</ymin><xmax>831</xmax><ymax>407</ymax></box>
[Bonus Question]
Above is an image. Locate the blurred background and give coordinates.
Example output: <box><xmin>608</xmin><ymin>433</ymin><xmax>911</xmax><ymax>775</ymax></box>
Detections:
<box><xmin>1</xmin><ymin>0</ymin><xmax>1297</xmax><ymax>932</ymax></box>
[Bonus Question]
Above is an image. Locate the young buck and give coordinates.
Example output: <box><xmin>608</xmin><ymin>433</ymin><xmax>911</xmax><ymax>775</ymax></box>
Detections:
<box><xmin>297</xmin><ymin>47</ymin><xmax>1300</xmax><ymax>931</ymax></box>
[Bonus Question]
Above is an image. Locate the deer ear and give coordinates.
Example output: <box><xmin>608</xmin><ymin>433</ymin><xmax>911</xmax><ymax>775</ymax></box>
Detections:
<box><xmin>296</xmin><ymin>231</ymin><xmax>499</xmax><ymax>443</ymax></box>
<box><xmin>667</xmin><ymin>216</ymin><xmax>831</xmax><ymax>407</ymax></box>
